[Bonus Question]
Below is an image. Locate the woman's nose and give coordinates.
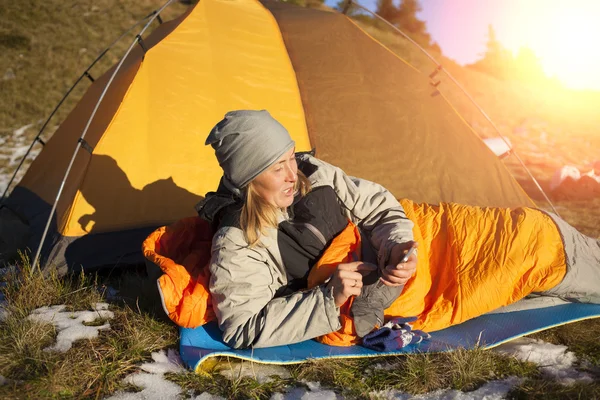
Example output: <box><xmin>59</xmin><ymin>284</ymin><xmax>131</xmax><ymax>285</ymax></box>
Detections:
<box><xmin>286</xmin><ymin>163</ymin><xmax>297</xmax><ymax>182</ymax></box>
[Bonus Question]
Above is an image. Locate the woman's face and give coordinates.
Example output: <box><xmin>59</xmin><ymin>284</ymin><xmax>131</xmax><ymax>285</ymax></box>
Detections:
<box><xmin>252</xmin><ymin>147</ymin><xmax>298</xmax><ymax>208</ymax></box>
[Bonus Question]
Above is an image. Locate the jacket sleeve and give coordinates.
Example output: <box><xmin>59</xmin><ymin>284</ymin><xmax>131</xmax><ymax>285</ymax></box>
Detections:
<box><xmin>305</xmin><ymin>155</ymin><xmax>415</xmax><ymax>267</ymax></box>
<box><xmin>209</xmin><ymin>229</ymin><xmax>342</xmax><ymax>349</ymax></box>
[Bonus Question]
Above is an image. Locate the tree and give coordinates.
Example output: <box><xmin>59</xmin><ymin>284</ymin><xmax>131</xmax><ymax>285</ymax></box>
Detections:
<box><xmin>468</xmin><ymin>25</ymin><xmax>514</xmax><ymax>79</ymax></box>
<box><xmin>397</xmin><ymin>0</ymin><xmax>432</xmax><ymax>47</ymax></box>
<box><xmin>397</xmin><ymin>0</ymin><xmax>425</xmax><ymax>33</ymax></box>
<box><xmin>514</xmin><ymin>46</ymin><xmax>545</xmax><ymax>83</ymax></box>
<box><xmin>375</xmin><ymin>0</ymin><xmax>400</xmax><ymax>24</ymax></box>
<box><xmin>375</xmin><ymin>0</ymin><xmax>435</xmax><ymax>48</ymax></box>
<box><xmin>468</xmin><ymin>26</ymin><xmax>551</xmax><ymax>85</ymax></box>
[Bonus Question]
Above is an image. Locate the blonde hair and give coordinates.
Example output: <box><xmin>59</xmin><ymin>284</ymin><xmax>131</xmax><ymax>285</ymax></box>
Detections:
<box><xmin>240</xmin><ymin>170</ymin><xmax>311</xmax><ymax>247</ymax></box>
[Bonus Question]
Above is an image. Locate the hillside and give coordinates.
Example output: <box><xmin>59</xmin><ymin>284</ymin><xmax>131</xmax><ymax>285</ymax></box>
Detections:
<box><xmin>3</xmin><ymin>1</ymin><xmax>600</xmax><ymax>201</ymax></box>
<box><xmin>353</xmin><ymin>13</ymin><xmax>600</xmax><ymax>236</ymax></box>
<box><xmin>356</xmin><ymin>18</ymin><xmax>600</xmax><ymax>174</ymax></box>
<box><xmin>1</xmin><ymin>0</ymin><xmax>188</xmax><ymax>131</ymax></box>
<box><xmin>0</xmin><ymin>0</ymin><xmax>189</xmax><ymax>191</ymax></box>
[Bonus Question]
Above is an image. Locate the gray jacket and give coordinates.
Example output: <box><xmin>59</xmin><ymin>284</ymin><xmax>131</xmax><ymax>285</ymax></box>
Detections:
<box><xmin>208</xmin><ymin>155</ymin><xmax>414</xmax><ymax>348</ymax></box>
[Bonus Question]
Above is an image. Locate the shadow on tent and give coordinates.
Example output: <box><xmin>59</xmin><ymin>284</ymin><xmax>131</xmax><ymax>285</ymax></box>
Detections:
<box><xmin>64</xmin><ymin>154</ymin><xmax>204</xmax><ymax>274</ymax></box>
<box><xmin>4</xmin><ymin>154</ymin><xmax>203</xmax><ymax>275</ymax></box>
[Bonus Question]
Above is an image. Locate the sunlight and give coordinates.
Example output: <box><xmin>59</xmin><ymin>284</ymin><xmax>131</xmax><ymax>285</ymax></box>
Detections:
<box><xmin>537</xmin><ymin>5</ymin><xmax>600</xmax><ymax>90</ymax></box>
<box><xmin>509</xmin><ymin>2</ymin><xmax>600</xmax><ymax>90</ymax></box>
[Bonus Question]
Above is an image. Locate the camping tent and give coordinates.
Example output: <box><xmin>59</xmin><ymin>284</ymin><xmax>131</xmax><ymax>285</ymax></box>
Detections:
<box><xmin>0</xmin><ymin>0</ymin><xmax>532</xmax><ymax>274</ymax></box>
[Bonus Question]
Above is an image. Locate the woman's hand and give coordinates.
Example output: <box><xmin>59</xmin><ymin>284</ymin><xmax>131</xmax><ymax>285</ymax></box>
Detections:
<box><xmin>326</xmin><ymin>261</ymin><xmax>377</xmax><ymax>307</ymax></box>
<box><xmin>380</xmin><ymin>241</ymin><xmax>418</xmax><ymax>287</ymax></box>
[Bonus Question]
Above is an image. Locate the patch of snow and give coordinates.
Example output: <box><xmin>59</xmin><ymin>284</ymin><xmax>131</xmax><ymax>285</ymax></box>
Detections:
<box><xmin>494</xmin><ymin>337</ymin><xmax>593</xmax><ymax>385</ymax></box>
<box><xmin>0</xmin><ymin>123</ymin><xmax>43</xmax><ymax>194</ymax></box>
<box><xmin>108</xmin><ymin>372</ymin><xmax>183</xmax><ymax>400</ymax></box>
<box><xmin>302</xmin><ymin>381</ymin><xmax>322</xmax><ymax>391</ymax></box>
<box><xmin>271</xmin><ymin>386</ymin><xmax>342</xmax><ymax>400</ymax></box>
<box><xmin>191</xmin><ymin>393</ymin><xmax>225</xmax><ymax>400</ymax></box>
<box><xmin>0</xmin><ymin>288</ymin><xmax>7</xmax><ymax>321</ymax></box>
<box><xmin>0</xmin><ymin>263</ymin><xmax>19</xmax><ymax>278</ymax></box>
<box><xmin>0</xmin><ymin>175</ymin><xmax>10</xmax><ymax>196</ymax></box>
<box><xmin>218</xmin><ymin>361</ymin><xmax>291</xmax><ymax>384</ymax></box>
<box><xmin>103</xmin><ymin>286</ymin><xmax>121</xmax><ymax>301</ymax></box>
<box><xmin>27</xmin><ymin>303</ymin><xmax>114</xmax><ymax>352</ymax></box>
<box><xmin>9</xmin><ymin>145</ymin><xmax>32</xmax><ymax>166</ymax></box>
<box><xmin>550</xmin><ymin>165</ymin><xmax>581</xmax><ymax>191</ymax></box>
<box><xmin>371</xmin><ymin>377</ymin><xmax>522</xmax><ymax>400</ymax></box>
<box><xmin>12</xmin><ymin>124</ymin><xmax>33</xmax><ymax>138</ymax></box>
<box><xmin>370</xmin><ymin>362</ymin><xmax>398</xmax><ymax>372</ymax></box>
<box><xmin>105</xmin><ymin>349</ymin><xmax>221</xmax><ymax>400</ymax></box>
<box><xmin>192</xmin><ymin>392</ymin><xmax>225</xmax><ymax>400</ymax></box>
<box><xmin>139</xmin><ymin>349</ymin><xmax>184</xmax><ymax>375</ymax></box>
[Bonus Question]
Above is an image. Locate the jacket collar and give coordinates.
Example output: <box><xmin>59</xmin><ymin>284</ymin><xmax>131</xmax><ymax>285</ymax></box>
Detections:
<box><xmin>195</xmin><ymin>176</ymin><xmax>242</xmax><ymax>225</ymax></box>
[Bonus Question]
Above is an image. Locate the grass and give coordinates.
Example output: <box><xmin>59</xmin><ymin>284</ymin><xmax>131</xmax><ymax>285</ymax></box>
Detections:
<box><xmin>0</xmin><ymin>0</ymin><xmax>188</xmax><ymax>132</ymax></box>
<box><xmin>0</xmin><ymin>0</ymin><xmax>189</xmax><ymax>193</ymax></box>
<box><xmin>0</xmin><ymin>258</ymin><xmax>179</xmax><ymax>398</ymax></box>
<box><xmin>1</xmin><ymin>249</ymin><xmax>598</xmax><ymax>398</ymax></box>
<box><xmin>1</xmin><ymin>0</ymin><xmax>600</xmax><ymax>399</ymax></box>
<box><xmin>3</xmin><ymin>252</ymin><xmax>597</xmax><ymax>399</ymax></box>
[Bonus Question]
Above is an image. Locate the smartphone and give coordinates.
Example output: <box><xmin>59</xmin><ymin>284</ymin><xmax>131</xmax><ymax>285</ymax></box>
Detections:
<box><xmin>399</xmin><ymin>243</ymin><xmax>417</xmax><ymax>263</ymax></box>
<box><xmin>373</xmin><ymin>243</ymin><xmax>417</xmax><ymax>288</ymax></box>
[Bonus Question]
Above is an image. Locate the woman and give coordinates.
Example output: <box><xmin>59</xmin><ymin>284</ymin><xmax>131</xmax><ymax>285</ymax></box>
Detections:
<box><xmin>198</xmin><ymin>110</ymin><xmax>600</xmax><ymax>350</ymax></box>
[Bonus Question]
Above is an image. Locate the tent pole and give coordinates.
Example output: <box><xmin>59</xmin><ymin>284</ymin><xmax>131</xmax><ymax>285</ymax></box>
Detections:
<box><xmin>31</xmin><ymin>0</ymin><xmax>177</xmax><ymax>274</ymax></box>
<box><xmin>346</xmin><ymin>0</ymin><xmax>560</xmax><ymax>217</ymax></box>
<box><xmin>0</xmin><ymin>10</ymin><xmax>161</xmax><ymax>207</ymax></box>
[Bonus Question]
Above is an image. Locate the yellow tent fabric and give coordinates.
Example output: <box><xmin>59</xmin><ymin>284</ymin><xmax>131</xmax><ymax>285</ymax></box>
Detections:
<box><xmin>65</xmin><ymin>0</ymin><xmax>310</xmax><ymax>237</ymax></box>
<box><xmin>3</xmin><ymin>0</ymin><xmax>533</xmax><ymax>274</ymax></box>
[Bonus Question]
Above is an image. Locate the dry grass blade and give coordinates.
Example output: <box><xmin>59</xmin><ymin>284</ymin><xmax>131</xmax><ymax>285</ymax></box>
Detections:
<box><xmin>169</xmin><ymin>358</ymin><xmax>290</xmax><ymax>400</ymax></box>
<box><xmin>1</xmin><ymin>255</ymin><xmax>104</xmax><ymax>316</ymax></box>
<box><xmin>0</xmin><ymin>313</ymin><xmax>56</xmax><ymax>381</ymax></box>
<box><xmin>0</xmin><ymin>253</ymin><xmax>179</xmax><ymax>398</ymax></box>
<box><xmin>510</xmin><ymin>379</ymin><xmax>600</xmax><ymax>399</ymax></box>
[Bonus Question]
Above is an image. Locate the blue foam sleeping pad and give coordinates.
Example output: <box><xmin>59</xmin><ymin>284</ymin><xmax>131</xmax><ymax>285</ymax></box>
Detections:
<box><xmin>180</xmin><ymin>302</ymin><xmax>600</xmax><ymax>372</ymax></box>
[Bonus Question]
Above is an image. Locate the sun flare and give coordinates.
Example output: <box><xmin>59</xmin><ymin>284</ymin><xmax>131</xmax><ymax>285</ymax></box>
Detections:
<box><xmin>504</xmin><ymin>1</ymin><xmax>600</xmax><ymax>90</ymax></box>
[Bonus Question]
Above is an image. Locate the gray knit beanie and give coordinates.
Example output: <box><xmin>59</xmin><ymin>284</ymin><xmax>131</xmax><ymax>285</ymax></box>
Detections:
<box><xmin>206</xmin><ymin>110</ymin><xmax>295</xmax><ymax>189</ymax></box>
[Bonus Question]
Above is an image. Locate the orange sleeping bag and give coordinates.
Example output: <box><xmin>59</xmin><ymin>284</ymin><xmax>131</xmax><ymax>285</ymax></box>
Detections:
<box><xmin>142</xmin><ymin>217</ymin><xmax>215</xmax><ymax>328</ymax></box>
<box><xmin>143</xmin><ymin>200</ymin><xmax>568</xmax><ymax>346</ymax></box>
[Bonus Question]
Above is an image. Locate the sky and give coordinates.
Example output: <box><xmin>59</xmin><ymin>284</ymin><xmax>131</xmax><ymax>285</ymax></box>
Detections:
<box><xmin>325</xmin><ymin>0</ymin><xmax>600</xmax><ymax>90</ymax></box>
